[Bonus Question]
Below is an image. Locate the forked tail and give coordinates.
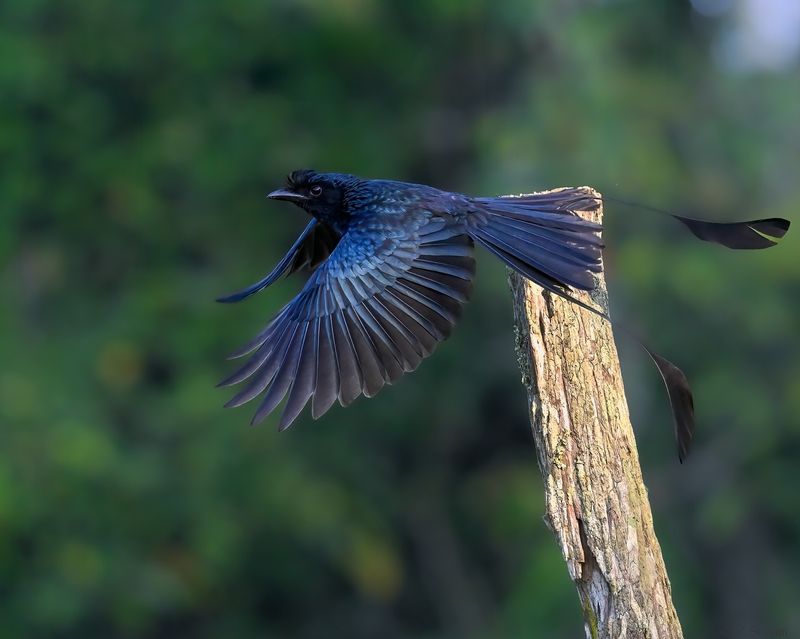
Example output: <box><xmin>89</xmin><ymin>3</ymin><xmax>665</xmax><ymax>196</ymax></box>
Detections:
<box><xmin>465</xmin><ymin>188</ymin><xmax>695</xmax><ymax>462</ymax></box>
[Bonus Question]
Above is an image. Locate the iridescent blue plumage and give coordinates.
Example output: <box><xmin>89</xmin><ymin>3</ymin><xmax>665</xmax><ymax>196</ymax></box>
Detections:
<box><xmin>218</xmin><ymin>170</ymin><xmax>792</xmax><ymax>462</ymax></box>
<box><xmin>218</xmin><ymin>170</ymin><xmax>603</xmax><ymax>431</ymax></box>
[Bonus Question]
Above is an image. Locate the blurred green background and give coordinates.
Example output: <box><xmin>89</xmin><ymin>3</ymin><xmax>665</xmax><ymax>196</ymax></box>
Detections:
<box><xmin>2</xmin><ymin>0</ymin><xmax>799</xmax><ymax>637</ymax></box>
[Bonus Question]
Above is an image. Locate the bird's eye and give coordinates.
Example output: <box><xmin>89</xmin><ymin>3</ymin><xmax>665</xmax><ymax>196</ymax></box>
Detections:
<box><xmin>309</xmin><ymin>185</ymin><xmax>323</xmax><ymax>197</ymax></box>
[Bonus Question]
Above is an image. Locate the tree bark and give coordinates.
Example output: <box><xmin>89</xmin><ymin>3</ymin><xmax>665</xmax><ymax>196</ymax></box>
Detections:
<box><xmin>508</xmin><ymin>188</ymin><xmax>683</xmax><ymax>639</ymax></box>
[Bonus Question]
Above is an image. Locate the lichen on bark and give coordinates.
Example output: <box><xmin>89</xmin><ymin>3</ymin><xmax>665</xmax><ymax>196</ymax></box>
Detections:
<box><xmin>509</xmin><ymin>188</ymin><xmax>683</xmax><ymax>639</ymax></box>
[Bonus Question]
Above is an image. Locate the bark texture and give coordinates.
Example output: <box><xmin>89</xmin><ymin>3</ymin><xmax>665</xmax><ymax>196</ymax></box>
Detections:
<box><xmin>508</xmin><ymin>188</ymin><xmax>683</xmax><ymax>639</ymax></box>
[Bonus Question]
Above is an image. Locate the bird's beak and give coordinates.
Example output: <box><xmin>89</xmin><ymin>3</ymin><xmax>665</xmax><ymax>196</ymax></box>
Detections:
<box><xmin>267</xmin><ymin>188</ymin><xmax>308</xmax><ymax>203</ymax></box>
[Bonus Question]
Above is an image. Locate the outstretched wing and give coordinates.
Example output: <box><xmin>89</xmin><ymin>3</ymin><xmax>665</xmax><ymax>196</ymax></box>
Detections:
<box><xmin>216</xmin><ymin>220</ymin><xmax>341</xmax><ymax>303</ymax></box>
<box><xmin>219</xmin><ymin>216</ymin><xmax>475</xmax><ymax>429</ymax></box>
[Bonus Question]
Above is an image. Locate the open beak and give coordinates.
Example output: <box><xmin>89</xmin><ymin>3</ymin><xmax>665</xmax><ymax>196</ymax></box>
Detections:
<box><xmin>267</xmin><ymin>188</ymin><xmax>308</xmax><ymax>203</ymax></box>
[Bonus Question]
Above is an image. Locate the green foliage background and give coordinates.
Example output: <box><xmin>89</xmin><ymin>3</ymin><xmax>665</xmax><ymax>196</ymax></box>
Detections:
<box><xmin>2</xmin><ymin>1</ymin><xmax>798</xmax><ymax>637</ymax></box>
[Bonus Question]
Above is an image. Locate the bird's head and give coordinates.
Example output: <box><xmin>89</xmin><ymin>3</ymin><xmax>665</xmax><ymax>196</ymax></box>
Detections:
<box><xmin>268</xmin><ymin>170</ymin><xmax>355</xmax><ymax>223</ymax></box>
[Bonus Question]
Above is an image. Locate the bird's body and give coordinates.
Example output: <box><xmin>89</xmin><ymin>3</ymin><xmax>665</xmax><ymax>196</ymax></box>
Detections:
<box><xmin>219</xmin><ymin>170</ymin><xmax>790</xmax><ymax>460</ymax></box>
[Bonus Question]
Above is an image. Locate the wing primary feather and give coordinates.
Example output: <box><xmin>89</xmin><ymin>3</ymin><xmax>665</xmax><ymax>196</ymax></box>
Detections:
<box><xmin>380</xmin><ymin>291</ymin><xmax>441</xmax><ymax>352</ymax></box>
<box><xmin>417</xmin><ymin>242</ymin><xmax>475</xmax><ymax>256</ymax></box>
<box><xmin>413</xmin><ymin>257</ymin><xmax>475</xmax><ymax>280</ymax></box>
<box><xmin>251</xmin><ymin>323</ymin><xmax>308</xmax><ymax>425</ymax></box>
<box><xmin>218</xmin><ymin>316</ymin><xmax>293</xmax><ymax>387</ymax></box>
<box><xmin>355</xmin><ymin>303</ymin><xmax>406</xmax><ymax>381</ymax></box>
<box><xmin>343</xmin><ymin>307</ymin><xmax>386</xmax><ymax>397</ymax></box>
<box><xmin>226</xmin><ymin>307</ymin><xmax>291</xmax><ymax>360</ymax></box>
<box><xmin>331</xmin><ymin>312</ymin><xmax>363</xmax><ymax>406</ymax></box>
<box><xmin>224</xmin><ymin>322</ymin><xmax>298</xmax><ymax>408</ymax></box>
<box><xmin>387</xmin><ymin>285</ymin><xmax>452</xmax><ymax>340</ymax></box>
<box><xmin>401</xmin><ymin>269</ymin><xmax>470</xmax><ymax>302</ymax></box>
<box><xmin>367</xmin><ymin>297</ymin><xmax>426</xmax><ymax>368</ymax></box>
<box><xmin>312</xmin><ymin>315</ymin><xmax>339</xmax><ymax>419</ymax></box>
<box><xmin>396</xmin><ymin>278</ymin><xmax>463</xmax><ymax>323</ymax></box>
<box><xmin>279</xmin><ymin>321</ymin><xmax>318</xmax><ymax>430</ymax></box>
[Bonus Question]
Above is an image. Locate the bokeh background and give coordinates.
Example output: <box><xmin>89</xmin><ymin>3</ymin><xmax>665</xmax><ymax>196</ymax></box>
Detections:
<box><xmin>2</xmin><ymin>0</ymin><xmax>799</xmax><ymax>637</ymax></box>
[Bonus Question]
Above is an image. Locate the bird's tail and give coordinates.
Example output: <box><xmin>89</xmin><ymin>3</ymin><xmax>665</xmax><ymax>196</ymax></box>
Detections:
<box><xmin>465</xmin><ymin>187</ymin><xmax>604</xmax><ymax>291</ymax></box>
<box><xmin>464</xmin><ymin>186</ymin><xmax>790</xmax><ymax>463</ymax></box>
<box><xmin>465</xmin><ymin>187</ymin><xmax>695</xmax><ymax>463</ymax></box>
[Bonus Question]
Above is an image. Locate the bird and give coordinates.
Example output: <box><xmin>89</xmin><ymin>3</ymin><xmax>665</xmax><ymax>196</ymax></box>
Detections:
<box><xmin>217</xmin><ymin>170</ymin><xmax>790</xmax><ymax>461</ymax></box>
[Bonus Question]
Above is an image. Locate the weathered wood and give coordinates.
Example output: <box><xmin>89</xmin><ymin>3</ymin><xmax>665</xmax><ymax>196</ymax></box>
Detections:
<box><xmin>509</xmin><ymin>188</ymin><xmax>683</xmax><ymax>639</ymax></box>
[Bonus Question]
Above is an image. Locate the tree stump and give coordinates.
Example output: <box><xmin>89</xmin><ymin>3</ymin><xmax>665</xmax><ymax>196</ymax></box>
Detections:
<box><xmin>508</xmin><ymin>187</ymin><xmax>683</xmax><ymax>639</ymax></box>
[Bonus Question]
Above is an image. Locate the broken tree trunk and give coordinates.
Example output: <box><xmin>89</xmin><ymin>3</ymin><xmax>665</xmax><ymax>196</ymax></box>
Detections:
<box><xmin>509</xmin><ymin>187</ymin><xmax>683</xmax><ymax>639</ymax></box>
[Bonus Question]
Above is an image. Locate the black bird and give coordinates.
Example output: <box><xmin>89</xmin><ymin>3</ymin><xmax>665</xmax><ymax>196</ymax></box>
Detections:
<box><xmin>218</xmin><ymin>170</ymin><xmax>790</xmax><ymax>460</ymax></box>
